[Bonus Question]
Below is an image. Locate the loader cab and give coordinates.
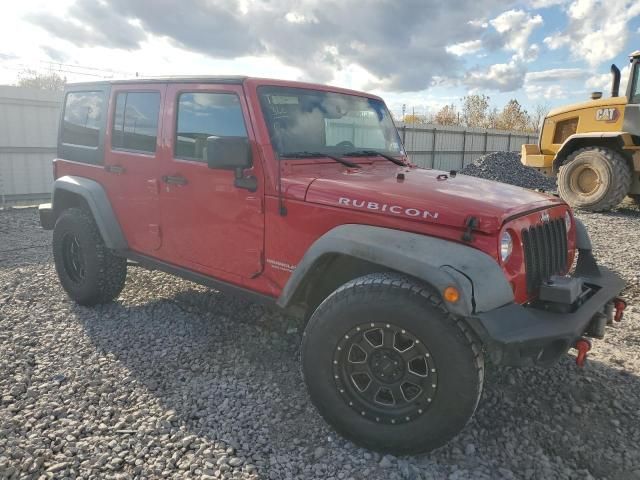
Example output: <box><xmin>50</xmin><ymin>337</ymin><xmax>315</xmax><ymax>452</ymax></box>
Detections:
<box><xmin>623</xmin><ymin>51</ymin><xmax>640</xmax><ymax>136</ymax></box>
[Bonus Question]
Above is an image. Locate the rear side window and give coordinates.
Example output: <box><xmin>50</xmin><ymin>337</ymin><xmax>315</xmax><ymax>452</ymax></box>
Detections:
<box><xmin>61</xmin><ymin>91</ymin><xmax>104</xmax><ymax>148</ymax></box>
<box><xmin>175</xmin><ymin>92</ymin><xmax>247</xmax><ymax>161</ymax></box>
<box><xmin>112</xmin><ymin>92</ymin><xmax>161</xmax><ymax>154</ymax></box>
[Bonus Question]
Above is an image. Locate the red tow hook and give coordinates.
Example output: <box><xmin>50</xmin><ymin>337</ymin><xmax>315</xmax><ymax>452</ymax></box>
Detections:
<box><xmin>574</xmin><ymin>338</ymin><xmax>592</xmax><ymax>367</ymax></box>
<box><xmin>613</xmin><ymin>297</ymin><xmax>627</xmax><ymax>322</ymax></box>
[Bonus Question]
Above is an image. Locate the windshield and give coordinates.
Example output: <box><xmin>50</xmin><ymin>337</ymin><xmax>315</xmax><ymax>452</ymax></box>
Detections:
<box><xmin>258</xmin><ymin>86</ymin><xmax>403</xmax><ymax>158</ymax></box>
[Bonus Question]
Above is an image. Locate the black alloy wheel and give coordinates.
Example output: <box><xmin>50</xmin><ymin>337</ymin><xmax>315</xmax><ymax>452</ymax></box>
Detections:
<box><xmin>333</xmin><ymin>322</ymin><xmax>437</xmax><ymax>425</ymax></box>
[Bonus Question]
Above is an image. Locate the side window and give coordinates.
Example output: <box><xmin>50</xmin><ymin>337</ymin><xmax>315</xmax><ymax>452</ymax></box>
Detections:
<box><xmin>631</xmin><ymin>63</ymin><xmax>640</xmax><ymax>104</ymax></box>
<box><xmin>112</xmin><ymin>92</ymin><xmax>160</xmax><ymax>154</ymax></box>
<box><xmin>175</xmin><ymin>92</ymin><xmax>247</xmax><ymax>161</ymax></box>
<box><xmin>61</xmin><ymin>91</ymin><xmax>104</xmax><ymax>148</ymax></box>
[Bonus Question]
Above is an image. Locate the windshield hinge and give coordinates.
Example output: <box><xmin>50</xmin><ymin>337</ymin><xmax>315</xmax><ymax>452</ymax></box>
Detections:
<box><xmin>461</xmin><ymin>216</ymin><xmax>479</xmax><ymax>242</ymax></box>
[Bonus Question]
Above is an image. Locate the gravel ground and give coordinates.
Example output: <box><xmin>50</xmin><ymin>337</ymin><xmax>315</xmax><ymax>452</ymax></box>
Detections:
<box><xmin>460</xmin><ymin>152</ymin><xmax>557</xmax><ymax>191</ymax></box>
<box><xmin>1</xmin><ymin>205</ymin><xmax>639</xmax><ymax>480</ymax></box>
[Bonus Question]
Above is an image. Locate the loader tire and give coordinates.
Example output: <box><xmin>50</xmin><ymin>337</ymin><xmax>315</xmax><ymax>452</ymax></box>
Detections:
<box><xmin>557</xmin><ymin>147</ymin><xmax>631</xmax><ymax>212</ymax></box>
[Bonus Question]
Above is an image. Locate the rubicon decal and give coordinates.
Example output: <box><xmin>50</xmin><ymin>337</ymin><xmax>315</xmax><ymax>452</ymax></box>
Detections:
<box><xmin>338</xmin><ymin>197</ymin><xmax>439</xmax><ymax>220</ymax></box>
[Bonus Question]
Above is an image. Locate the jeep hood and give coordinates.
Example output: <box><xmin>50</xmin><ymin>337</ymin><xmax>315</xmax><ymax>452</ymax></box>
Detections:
<box><xmin>304</xmin><ymin>166</ymin><xmax>565</xmax><ymax>233</ymax></box>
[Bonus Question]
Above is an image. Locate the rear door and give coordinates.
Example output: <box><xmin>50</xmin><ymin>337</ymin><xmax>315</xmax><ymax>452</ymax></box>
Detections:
<box><xmin>104</xmin><ymin>84</ymin><xmax>165</xmax><ymax>254</ymax></box>
<box><xmin>158</xmin><ymin>82</ymin><xmax>264</xmax><ymax>279</ymax></box>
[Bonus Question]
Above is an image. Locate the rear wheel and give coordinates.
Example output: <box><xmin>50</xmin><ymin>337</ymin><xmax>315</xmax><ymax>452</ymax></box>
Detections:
<box><xmin>53</xmin><ymin>207</ymin><xmax>127</xmax><ymax>306</ymax></box>
<box><xmin>557</xmin><ymin>147</ymin><xmax>631</xmax><ymax>211</ymax></box>
<box><xmin>301</xmin><ymin>273</ymin><xmax>484</xmax><ymax>454</ymax></box>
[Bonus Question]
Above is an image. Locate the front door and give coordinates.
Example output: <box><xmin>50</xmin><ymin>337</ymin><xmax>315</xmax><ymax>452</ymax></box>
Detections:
<box><xmin>158</xmin><ymin>83</ymin><xmax>264</xmax><ymax>280</ymax></box>
<box><xmin>624</xmin><ymin>58</ymin><xmax>640</xmax><ymax>136</ymax></box>
<box><xmin>104</xmin><ymin>84</ymin><xmax>165</xmax><ymax>254</ymax></box>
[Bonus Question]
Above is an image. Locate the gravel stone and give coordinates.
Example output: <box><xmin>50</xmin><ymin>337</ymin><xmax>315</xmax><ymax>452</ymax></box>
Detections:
<box><xmin>460</xmin><ymin>151</ymin><xmax>557</xmax><ymax>191</ymax></box>
<box><xmin>313</xmin><ymin>447</ymin><xmax>327</xmax><ymax>460</ymax></box>
<box><xmin>1</xmin><ymin>202</ymin><xmax>639</xmax><ymax>479</ymax></box>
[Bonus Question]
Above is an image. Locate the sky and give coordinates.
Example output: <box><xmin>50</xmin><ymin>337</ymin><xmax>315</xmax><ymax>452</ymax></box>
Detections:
<box><xmin>0</xmin><ymin>0</ymin><xmax>639</xmax><ymax>118</ymax></box>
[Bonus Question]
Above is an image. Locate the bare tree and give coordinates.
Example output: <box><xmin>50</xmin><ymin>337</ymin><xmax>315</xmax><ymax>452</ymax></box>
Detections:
<box><xmin>403</xmin><ymin>114</ymin><xmax>427</xmax><ymax>125</ymax></box>
<box><xmin>496</xmin><ymin>99</ymin><xmax>531</xmax><ymax>132</ymax></box>
<box><xmin>17</xmin><ymin>69</ymin><xmax>66</xmax><ymax>91</ymax></box>
<box><xmin>528</xmin><ymin>102</ymin><xmax>550</xmax><ymax>133</ymax></box>
<box><xmin>433</xmin><ymin>104</ymin><xmax>460</xmax><ymax>126</ymax></box>
<box><xmin>461</xmin><ymin>94</ymin><xmax>490</xmax><ymax>128</ymax></box>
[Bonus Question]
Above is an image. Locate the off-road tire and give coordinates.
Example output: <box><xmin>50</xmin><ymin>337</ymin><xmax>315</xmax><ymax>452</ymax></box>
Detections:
<box><xmin>53</xmin><ymin>207</ymin><xmax>127</xmax><ymax>306</ymax></box>
<box><xmin>557</xmin><ymin>147</ymin><xmax>631</xmax><ymax>212</ymax></box>
<box><xmin>301</xmin><ymin>273</ymin><xmax>484</xmax><ymax>454</ymax></box>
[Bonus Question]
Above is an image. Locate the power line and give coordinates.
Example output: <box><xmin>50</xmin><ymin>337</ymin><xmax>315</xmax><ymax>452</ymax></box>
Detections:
<box><xmin>0</xmin><ymin>56</ymin><xmax>141</xmax><ymax>79</ymax></box>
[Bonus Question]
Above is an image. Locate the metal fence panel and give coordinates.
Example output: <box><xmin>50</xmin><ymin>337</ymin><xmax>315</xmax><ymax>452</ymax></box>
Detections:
<box><xmin>0</xmin><ymin>86</ymin><xmax>62</xmax><ymax>205</ymax></box>
<box><xmin>399</xmin><ymin>123</ymin><xmax>537</xmax><ymax>170</ymax></box>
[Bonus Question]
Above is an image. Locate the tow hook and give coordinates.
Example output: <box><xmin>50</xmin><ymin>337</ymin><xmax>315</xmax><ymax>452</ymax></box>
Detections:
<box><xmin>613</xmin><ymin>297</ymin><xmax>627</xmax><ymax>322</ymax></box>
<box><xmin>574</xmin><ymin>338</ymin><xmax>592</xmax><ymax>367</ymax></box>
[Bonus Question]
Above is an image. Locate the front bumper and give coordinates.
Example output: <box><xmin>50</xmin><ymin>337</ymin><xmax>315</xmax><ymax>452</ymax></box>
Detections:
<box><xmin>520</xmin><ymin>144</ymin><xmax>555</xmax><ymax>176</ymax></box>
<box><xmin>472</xmin><ymin>265</ymin><xmax>625</xmax><ymax>367</ymax></box>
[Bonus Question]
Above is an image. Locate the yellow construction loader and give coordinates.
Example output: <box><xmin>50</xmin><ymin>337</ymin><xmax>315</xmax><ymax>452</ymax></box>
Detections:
<box><xmin>522</xmin><ymin>50</ymin><xmax>640</xmax><ymax>211</ymax></box>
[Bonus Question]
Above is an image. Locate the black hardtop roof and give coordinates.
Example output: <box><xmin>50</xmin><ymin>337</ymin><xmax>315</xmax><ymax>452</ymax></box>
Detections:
<box><xmin>66</xmin><ymin>75</ymin><xmax>248</xmax><ymax>87</ymax></box>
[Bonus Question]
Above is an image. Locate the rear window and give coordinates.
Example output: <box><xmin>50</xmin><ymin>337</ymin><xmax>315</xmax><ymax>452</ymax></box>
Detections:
<box><xmin>61</xmin><ymin>91</ymin><xmax>104</xmax><ymax>148</ymax></box>
<box><xmin>112</xmin><ymin>92</ymin><xmax>161</xmax><ymax>154</ymax></box>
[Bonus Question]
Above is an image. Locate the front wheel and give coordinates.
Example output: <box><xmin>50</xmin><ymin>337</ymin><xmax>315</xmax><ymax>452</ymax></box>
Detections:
<box><xmin>557</xmin><ymin>147</ymin><xmax>631</xmax><ymax>212</ymax></box>
<box><xmin>301</xmin><ymin>273</ymin><xmax>484</xmax><ymax>454</ymax></box>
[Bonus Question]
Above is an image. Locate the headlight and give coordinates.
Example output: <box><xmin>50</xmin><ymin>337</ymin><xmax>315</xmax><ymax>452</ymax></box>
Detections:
<box><xmin>500</xmin><ymin>231</ymin><xmax>513</xmax><ymax>263</ymax></box>
<box><xmin>564</xmin><ymin>211</ymin><xmax>572</xmax><ymax>231</ymax></box>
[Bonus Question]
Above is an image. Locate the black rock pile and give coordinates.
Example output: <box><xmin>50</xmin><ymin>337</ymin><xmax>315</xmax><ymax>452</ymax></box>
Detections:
<box><xmin>460</xmin><ymin>151</ymin><xmax>557</xmax><ymax>191</ymax></box>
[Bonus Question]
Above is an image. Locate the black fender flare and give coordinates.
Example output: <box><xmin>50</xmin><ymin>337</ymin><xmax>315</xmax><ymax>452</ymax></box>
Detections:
<box><xmin>52</xmin><ymin>175</ymin><xmax>128</xmax><ymax>251</ymax></box>
<box><xmin>277</xmin><ymin>224</ymin><xmax>514</xmax><ymax>317</ymax></box>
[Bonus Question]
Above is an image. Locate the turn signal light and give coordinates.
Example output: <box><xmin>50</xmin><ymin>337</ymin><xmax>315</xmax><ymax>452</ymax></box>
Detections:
<box><xmin>443</xmin><ymin>286</ymin><xmax>460</xmax><ymax>303</ymax></box>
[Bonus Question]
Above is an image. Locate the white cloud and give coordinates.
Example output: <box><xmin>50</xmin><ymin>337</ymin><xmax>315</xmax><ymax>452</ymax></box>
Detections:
<box><xmin>543</xmin><ymin>0</ymin><xmax>640</xmax><ymax>67</ymax></box>
<box><xmin>529</xmin><ymin>0</ymin><xmax>568</xmax><ymax>7</ymax></box>
<box><xmin>525</xmin><ymin>68</ymin><xmax>587</xmax><ymax>82</ymax></box>
<box><xmin>524</xmin><ymin>83</ymin><xmax>568</xmax><ymax>100</ymax></box>
<box><xmin>445</xmin><ymin>40</ymin><xmax>483</xmax><ymax>56</ymax></box>
<box><xmin>465</xmin><ymin>57</ymin><xmax>527</xmax><ymax>92</ymax></box>
<box><xmin>585</xmin><ymin>64</ymin><xmax>631</xmax><ymax>94</ymax></box>
<box><xmin>490</xmin><ymin>9</ymin><xmax>543</xmax><ymax>59</ymax></box>
<box><xmin>468</xmin><ymin>19</ymin><xmax>489</xmax><ymax>28</ymax></box>
<box><xmin>523</xmin><ymin>67</ymin><xmax>587</xmax><ymax>100</ymax></box>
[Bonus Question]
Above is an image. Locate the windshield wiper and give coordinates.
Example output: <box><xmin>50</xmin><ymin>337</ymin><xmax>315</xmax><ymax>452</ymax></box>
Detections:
<box><xmin>343</xmin><ymin>150</ymin><xmax>406</xmax><ymax>166</ymax></box>
<box><xmin>279</xmin><ymin>151</ymin><xmax>361</xmax><ymax>168</ymax></box>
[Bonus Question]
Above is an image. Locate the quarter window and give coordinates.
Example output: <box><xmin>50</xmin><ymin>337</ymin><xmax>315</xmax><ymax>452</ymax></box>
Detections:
<box><xmin>112</xmin><ymin>92</ymin><xmax>161</xmax><ymax>153</ymax></box>
<box><xmin>61</xmin><ymin>91</ymin><xmax>104</xmax><ymax>148</ymax></box>
<box><xmin>175</xmin><ymin>92</ymin><xmax>247</xmax><ymax>161</ymax></box>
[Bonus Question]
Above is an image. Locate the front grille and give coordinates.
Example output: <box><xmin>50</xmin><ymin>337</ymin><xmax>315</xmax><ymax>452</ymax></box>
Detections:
<box><xmin>521</xmin><ymin>218</ymin><xmax>568</xmax><ymax>293</ymax></box>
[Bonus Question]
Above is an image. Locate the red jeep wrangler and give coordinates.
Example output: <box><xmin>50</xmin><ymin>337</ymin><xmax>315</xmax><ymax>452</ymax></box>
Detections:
<box><xmin>40</xmin><ymin>77</ymin><xmax>625</xmax><ymax>454</ymax></box>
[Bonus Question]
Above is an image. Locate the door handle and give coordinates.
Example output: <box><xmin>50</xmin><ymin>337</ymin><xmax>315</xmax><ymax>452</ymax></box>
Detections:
<box><xmin>161</xmin><ymin>175</ymin><xmax>188</xmax><ymax>186</ymax></box>
<box><xmin>105</xmin><ymin>165</ymin><xmax>125</xmax><ymax>174</ymax></box>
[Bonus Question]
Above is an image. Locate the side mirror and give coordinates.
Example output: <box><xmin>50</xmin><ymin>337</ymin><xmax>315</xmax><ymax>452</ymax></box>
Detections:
<box><xmin>206</xmin><ymin>136</ymin><xmax>252</xmax><ymax>170</ymax></box>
